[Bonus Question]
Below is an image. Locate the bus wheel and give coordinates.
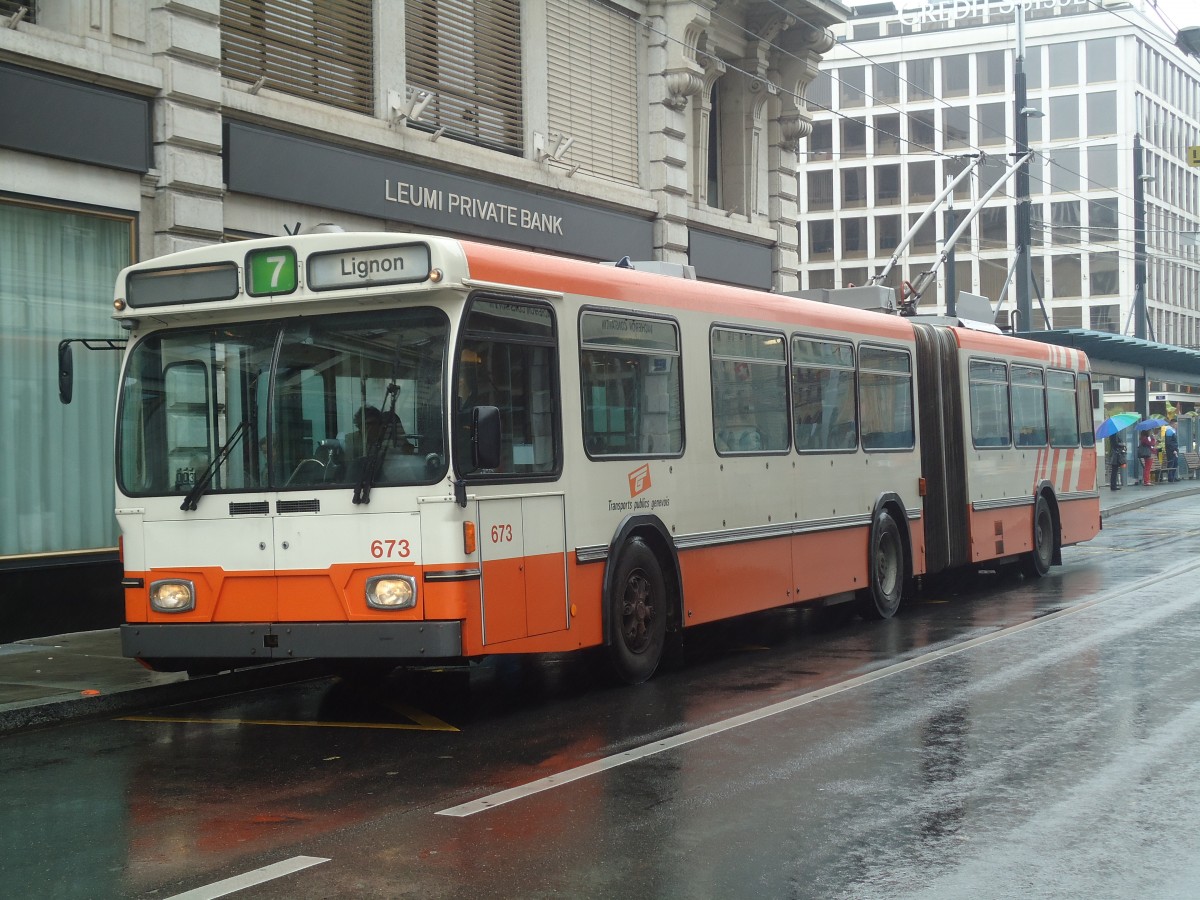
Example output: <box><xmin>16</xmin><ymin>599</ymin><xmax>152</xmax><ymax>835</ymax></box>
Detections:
<box><xmin>607</xmin><ymin>538</ymin><xmax>667</xmax><ymax>684</ymax></box>
<box><xmin>859</xmin><ymin>511</ymin><xmax>904</xmax><ymax>620</ymax></box>
<box><xmin>1022</xmin><ymin>495</ymin><xmax>1055</xmax><ymax>578</ymax></box>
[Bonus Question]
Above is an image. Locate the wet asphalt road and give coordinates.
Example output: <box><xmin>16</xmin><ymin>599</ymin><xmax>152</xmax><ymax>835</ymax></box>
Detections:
<box><xmin>4</xmin><ymin>499</ymin><xmax>1200</xmax><ymax>899</ymax></box>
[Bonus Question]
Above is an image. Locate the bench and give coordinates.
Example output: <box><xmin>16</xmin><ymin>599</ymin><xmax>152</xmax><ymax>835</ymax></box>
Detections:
<box><xmin>1183</xmin><ymin>451</ymin><xmax>1200</xmax><ymax>480</ymax></box>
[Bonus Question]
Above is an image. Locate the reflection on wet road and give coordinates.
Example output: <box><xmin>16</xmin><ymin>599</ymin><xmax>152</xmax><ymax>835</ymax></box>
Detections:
<box><xmin>4</xmin><ymin>500</ymin><xmax>1200</xmax><ymax>898</ymax></box>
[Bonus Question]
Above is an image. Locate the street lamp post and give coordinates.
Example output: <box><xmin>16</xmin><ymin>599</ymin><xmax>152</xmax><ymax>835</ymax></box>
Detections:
<box><xmin>1014</xmin><ymin>7</ymin><xmax>1033</xmax><ymax>334</ymax></box>
<box><xmin>1133</xmin><ymin>132</ymin><xmax>1149</xmax><ymax>417</ymax></box>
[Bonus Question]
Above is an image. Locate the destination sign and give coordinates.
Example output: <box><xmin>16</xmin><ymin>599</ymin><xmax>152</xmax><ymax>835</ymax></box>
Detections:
<box><xmin>126</xmin><ymin>262</ymin><xmax>240</xmax><ymax>308</ymax></box>
<box><xmin>307</xmin><ymin>243</ymin><xmax>432</xmax><ymax>291</ymax></box>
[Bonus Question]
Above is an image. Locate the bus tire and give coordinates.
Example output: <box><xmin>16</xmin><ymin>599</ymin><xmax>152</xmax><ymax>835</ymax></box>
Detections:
<box><xmin>1022</xmin><ymin>495</ymin><xmax>1055</xmax><ymax>578</ymax></box>
<box><xmin>606</xmin><ymin>538</ymin><xmax>667</xmax><ymax>684</ymax></box>
<box><xmin>859</xmin><ymin>511</ymin><xmax>905</xmax><ymax>620</ymax></box>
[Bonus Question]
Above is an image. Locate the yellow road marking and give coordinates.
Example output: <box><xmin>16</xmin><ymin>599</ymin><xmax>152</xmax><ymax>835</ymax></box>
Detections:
<box><xmin>120</xmin><ymin>703</ymin><xmax>459</xmax><ymax>732</ymax></box>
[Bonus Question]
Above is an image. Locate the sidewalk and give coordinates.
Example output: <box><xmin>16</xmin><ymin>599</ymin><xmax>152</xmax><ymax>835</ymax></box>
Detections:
<box><xmin>3</xmin><ymin>477</ymin><xmax>1199</xmax><ymax>735</ymax></box>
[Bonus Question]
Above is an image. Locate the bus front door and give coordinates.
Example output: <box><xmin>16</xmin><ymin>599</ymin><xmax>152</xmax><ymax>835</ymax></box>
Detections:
<box><xmin>477</xmin><ymin>495</ymin><xmax>568</xmax><ymax>645</ymax></box>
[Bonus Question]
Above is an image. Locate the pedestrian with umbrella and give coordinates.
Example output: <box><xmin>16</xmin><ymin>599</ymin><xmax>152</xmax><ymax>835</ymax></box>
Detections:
<box><xmin>1138</xmin><ymin>428</ymin><xmax>1156</xmax><ymax>485</ymax></box>
<box><xmin>1096</xmin><ymin>412</ymin><xmax>1139</xmax><ymax>490</ymax></box>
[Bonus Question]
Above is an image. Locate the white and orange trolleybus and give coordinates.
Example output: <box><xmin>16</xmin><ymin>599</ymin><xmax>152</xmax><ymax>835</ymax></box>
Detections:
<box><xmin>110</xmin><ymin>232</ymin><xmax>1100</xmax><ymax>683</ymax></box>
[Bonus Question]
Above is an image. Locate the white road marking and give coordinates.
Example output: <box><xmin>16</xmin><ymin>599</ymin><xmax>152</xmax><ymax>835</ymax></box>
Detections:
<box><xmin>438</xmin><ymin>556</ymin><xmax>1200</xmax><ymax>817</ymax></box>
<box><xmin>164</xmin><ymin>856</ymin><xmax>329</xmax><ymax>900</ymax></box>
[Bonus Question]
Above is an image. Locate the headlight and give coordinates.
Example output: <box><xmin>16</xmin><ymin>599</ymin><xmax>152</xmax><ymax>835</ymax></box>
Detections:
<box><xmin>149</xmin><ymin>579</ymin><xmax>195</xmax><ymax>612</ymax></box>
<box><xmin>366</xmin><ymin>574</ymin><xmax>416</xmax><ymax>610</ymax></box>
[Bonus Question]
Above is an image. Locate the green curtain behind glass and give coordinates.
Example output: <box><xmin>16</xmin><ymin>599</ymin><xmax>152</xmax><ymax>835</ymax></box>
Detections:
<box><xmin>0</xmin><ymin>203</ymin><xmax>131</xmax><ymax>557</ymax></box>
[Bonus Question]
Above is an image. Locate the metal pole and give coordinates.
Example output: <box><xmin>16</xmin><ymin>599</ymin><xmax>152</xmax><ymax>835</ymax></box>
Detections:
<box><xmin>1014</xmin><ymin>6</ymin><xmax>1033</xmax><ymax>333</ymax></box>
<box><xmin>1133</xmin><ymin>132</ymin><xmax>1149</xmax><ymax>417</ymax></box>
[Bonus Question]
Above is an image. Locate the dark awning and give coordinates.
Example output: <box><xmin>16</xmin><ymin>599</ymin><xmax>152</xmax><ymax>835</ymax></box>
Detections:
<box><xmin>1020</xmin><ymin>329</ymin><xmax>1200</xmax><ymax>383</ymax></box>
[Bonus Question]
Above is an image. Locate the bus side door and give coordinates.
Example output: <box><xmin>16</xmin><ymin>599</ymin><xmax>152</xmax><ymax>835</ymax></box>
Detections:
<box><xmin>478</xmin><ymin>495</ymin><xmax>568</xmax><ymax>644</ymax></box>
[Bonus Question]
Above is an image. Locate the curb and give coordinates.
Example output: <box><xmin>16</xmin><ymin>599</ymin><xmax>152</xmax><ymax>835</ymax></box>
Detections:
<box><xmin>1100</xmin><ymin>483</ymin><xmax>1200</xmax><ymax>520</ymax></box>
<box><xmin>0</xmin><ymin>658</ymin><xmax>330</xmax><ymax>736</ymax></box>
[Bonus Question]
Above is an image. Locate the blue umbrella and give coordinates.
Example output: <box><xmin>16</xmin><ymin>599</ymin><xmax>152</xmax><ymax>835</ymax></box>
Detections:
<box><xmin>1135</xmin><ymin>418</ymin><xmax>1168</xmax><ymax>431</ymax></box>
<box><xmin>1095</xmin><ymin>412</ymin><xmax>1140</xmax><ymax>439</ymax></box>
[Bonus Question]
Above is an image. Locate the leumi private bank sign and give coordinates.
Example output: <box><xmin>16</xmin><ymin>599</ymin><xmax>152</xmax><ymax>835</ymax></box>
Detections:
<box><xmin>894</xmin><ymin>0</ymin><xmax>1086</xmax><ymax>25</ymax></box>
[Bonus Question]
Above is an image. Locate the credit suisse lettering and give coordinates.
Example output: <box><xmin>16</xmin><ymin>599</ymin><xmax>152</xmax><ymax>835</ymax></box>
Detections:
<box><xmin>384</xmin><ymin>179</ymin><xmax>564</xmax><ymax>235</ymax></box>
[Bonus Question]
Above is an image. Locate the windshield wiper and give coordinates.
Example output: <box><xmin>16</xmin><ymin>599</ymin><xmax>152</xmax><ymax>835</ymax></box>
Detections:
<box><xmin>181</xmin><ymin>420</ymin><xmax>250</xmax><ymax>511</ymax></box>
<box><xmin>353</xmin><ymin>382</ymin><xmax>401</xmax><ymax>506</ymax></box>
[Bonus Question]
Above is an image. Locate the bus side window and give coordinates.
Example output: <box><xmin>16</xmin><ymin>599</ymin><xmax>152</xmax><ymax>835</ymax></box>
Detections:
<box><xmin>580</xmin><ymin>311</ymin><xmax>682</xmax><ymax>459</ymax></box>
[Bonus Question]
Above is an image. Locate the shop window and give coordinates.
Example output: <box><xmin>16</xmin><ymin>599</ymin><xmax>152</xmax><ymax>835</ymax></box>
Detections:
<box><xmin>0</xmin><ymin>200</ymin><xmax>132</xmax><ymax>557</ymax></box>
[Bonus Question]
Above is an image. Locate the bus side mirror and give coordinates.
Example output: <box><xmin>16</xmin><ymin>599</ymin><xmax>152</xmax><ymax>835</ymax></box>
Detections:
<box><xmin>58</xmin><ymin>341</ymin><xmax>74</xmax><ymax>404</ymax></box>
<box><xmin>472</xmin><ymin>405</ymin><xmax>502</xmax><ymax>470</ymax></box>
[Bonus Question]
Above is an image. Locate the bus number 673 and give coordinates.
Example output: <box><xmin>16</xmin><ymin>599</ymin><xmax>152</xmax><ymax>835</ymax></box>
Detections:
<box><xmin>490</xmin><ymin>524</ymin><xmax>514</xmax><ymax>543</ymax></box>
<box><xmin>370</xmin><ymin>539</ymin><xmax>411</xmax><ymax>559</ymax></box>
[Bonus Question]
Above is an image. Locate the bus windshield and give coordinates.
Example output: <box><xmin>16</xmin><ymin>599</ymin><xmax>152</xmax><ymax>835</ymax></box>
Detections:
<box><xmin>117</xmin><ymin>307</ymin><xmax>449</xmax><ymax>498</ymax></box>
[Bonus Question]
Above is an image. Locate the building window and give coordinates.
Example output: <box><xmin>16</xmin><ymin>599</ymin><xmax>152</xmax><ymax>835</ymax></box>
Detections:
<box><xmin>839</xmin><ymin>66</ymin><xmax>867</xmax><ymax>108</ymax></box>
<box><xmin>978</xmin><ymin>50</ymin><xmax>1006</xmax><ymax>93</ymax></box>
<box><xmin>1049</xmin><ymin>148</ymin><xmax>1081</xmax><ymax>193</ymax></box>
<box><xmin>1048</xmin><ymin>42</ymin><xmax>1078</xmax><ymax>87</ymax></box>
<box><xmin>980</xmin><ymin>207</ymin><xmax>1008</xmax><ymax>248</ymax></box>
<box><xmin>907</xmin><ymin>58</ymin><xmax>934</xmax><ymax>100</ymax></box>
<box><xmin>0</xmin><ymin>200</ymin><xmax>133</xmax><ymax>557</ymax></box>
<box><xmin>842</xmin><ymin>168</ymin><xmax>867</xmax><ymax>209</ymax></box>
<box><xmin>876</xmin><ymin>164</ymin><xmax>901</xmax><ymax>205</ymax></box>
<box><xmin>808</xmin><ymin>269</ymin><xmax>836</xmax><ymax>290</ymax></box>
<box><xmin>874</xmin><ymin>63</ymin><xmax>900</xmax><ymax>103</ymax></box>
<box><xmin>1087</xmin><ymin>91</ymin><xmax>1117</xmax><ymax>137</ymax></box>
<box><xmin>808</xmin><ymin>171</ymin><xmax>834</xmax><ymax>211</ymax></box>
<box><xmin>0</xmin><ymin>0</ymin><xmax>35</xmax><ymax>21</ymax></box>
<box><xmin>221</xmin><ymin>0</ymin><xmax>374</xmax><ymax>115</ymax></box>
<box><xmin>945</xmin><ymin>106</ymin><xmax>970</xmax><ymax>149</ymax></box>
<box><xmin>842</xmin><ymin>218</ymin><xmax>868</xmax><ymax>258</ymax></box>
<box><xmin>810</xmin><ymin>221</ymin><xmax>835</xmax><ymax>260</ymax></box>
<box><xmin>407</xmin><ymin>0</ymin><xmax>524</xmax><ymax>153</ymax></box>
<box><xmin>978</xmin><ymin>102</ymin><xmax>1006</xmax><ymax>146</ymax></box>
<box><xmin>1089</xmin><ymin>199</ymin><xmax>1119</xmax><ymax>242</ymax></box>
<box><xmin>909</xmin><ymin>110</ymin><xmax>936</xmax><ymax>148</ymax></box>
<box><xmin>1086</xmin><ymin>37</ymin><xmax>1117</xmax><ymax>82</ymax></box>
<box><xmin>1053</xmin><ymin>254</ymin><xmax>1083</xmax><ymax>297</ymax></box>
<box><xmin>942</xmin><ymin>55</ymin><xmax>970</xmax><ymax>98</ymax></box>
<box><xmin>841</xmin><ymin>118</ymin><xmax>867</xmax><ymax>158</ymax></box>
<box><xmin>1025</xmin><ymin>45</ymin><xmax>1042</xmax><ymax>90</ymax></box>
<box><xmin>547</xmin><ymin>0</ymin><xmax>639</xmax><ymax>184</ymax></box>
<box><xmin>1055</xmin><ymin>306</ymin><xmax>1083</xmax><ymax>328</ymax></box>
<box><xmin>910</xmin><ymin>160</ymin><xmax>936</xmax><ymax>202</ymax></box>
<box><xmin>877</xmin><ymin>215</ymin><xmax>903</xmax><ymax>253</ymax></box>
<box><xmin>806</xmin><ymin>70</ymin><xmax>832</xmax><ymax>111</ymax></box>
<box><xmin>1049</xmin><ymin>95</ymin><xmax>1079</xmax><ymax>140</ymax></box>
<box><xmin>908</xmin><ymin>213</ymin><xmax>936</xmax><ymax>252</ymax></box>
<box><xmin>875</xmin><ymin>114</ymin><xmax>901</xmax><ymax>155</ymax></box>
<box><xmin>807</xmin><ymin>121</ymin><xmax>833</xmax><ymax>161</ymax></box>
<box><xmin>1087</xmin><ymin>144</ymin><xmax>1119</xmax><ymax>190</ymax></box>
<box><xmin>1091</xmin><ymin>304</ymin><xmax>1120</xmax><ymax>332</ymax></box>
<box><xmin>1051</xmin><ymin>201</ymin><xmax>1081</xmax><ymax>245</ymax></box>
<box><xmin>1090</xmin><ymin>252</ymin><xmax>1120</xmax><ymax>295</ymax></box>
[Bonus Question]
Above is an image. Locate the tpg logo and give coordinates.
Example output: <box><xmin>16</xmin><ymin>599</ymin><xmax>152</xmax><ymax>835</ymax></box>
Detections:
<box><xmin>628</xmin><ymin>463</ymin><xmax>651</xmax><ymax>497</ymax></box>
